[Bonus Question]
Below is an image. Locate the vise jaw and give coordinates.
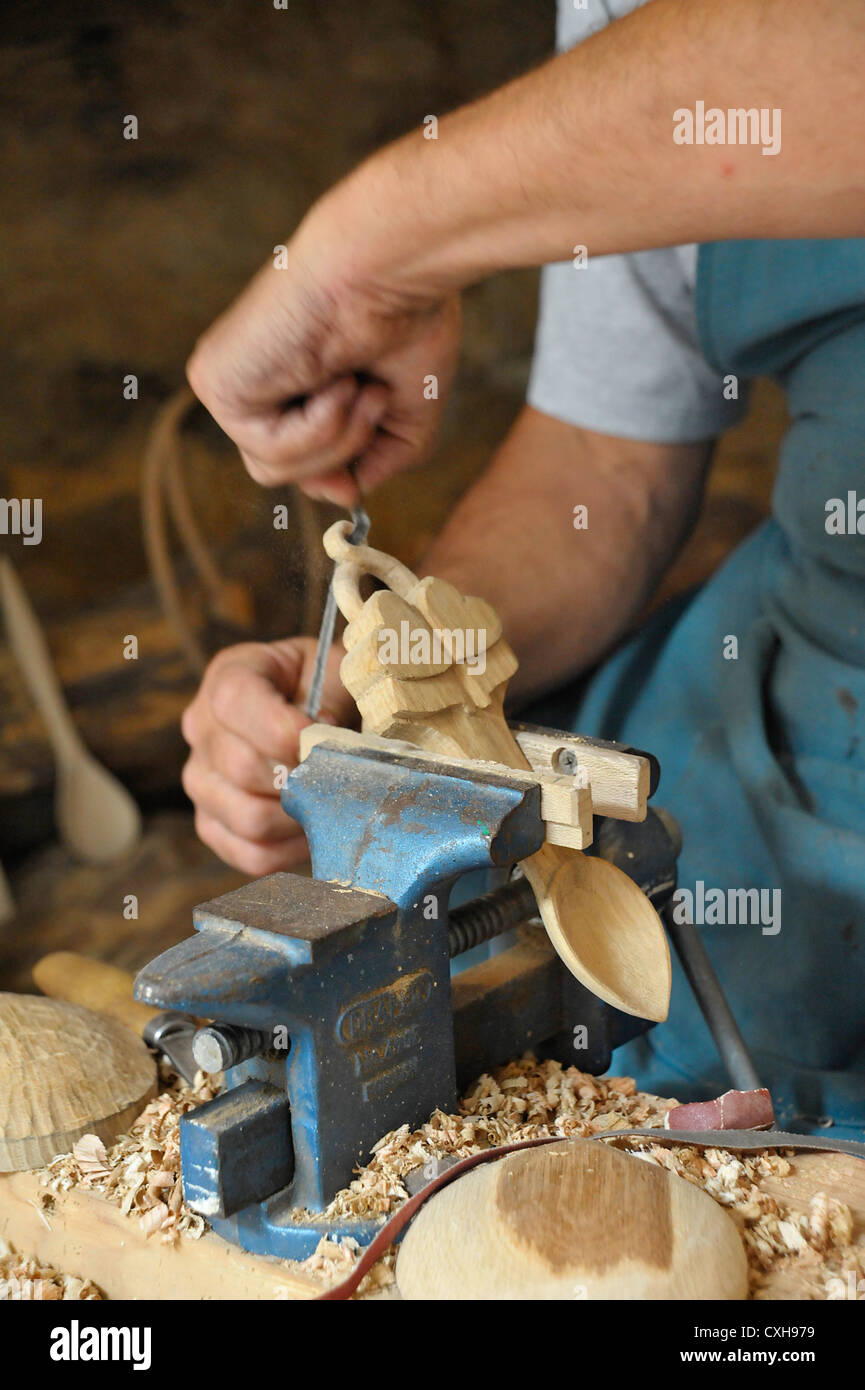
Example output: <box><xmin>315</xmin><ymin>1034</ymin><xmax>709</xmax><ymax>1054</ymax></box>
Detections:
<box><xmin>135</xmin><ymin>734</ymin><xmax>664</xmax><ymax>1260</ymax></box>
<box><xmin>135</xmin><ymin>738</ymin><xmax>549</xmax><ymax>1257</ymax></box>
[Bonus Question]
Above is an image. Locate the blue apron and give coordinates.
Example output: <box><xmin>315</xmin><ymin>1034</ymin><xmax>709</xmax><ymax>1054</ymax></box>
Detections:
<box><xmin>534</xmin><ymin>240</ymin><xmax>865</xmax><ymax>1138</ymax></box>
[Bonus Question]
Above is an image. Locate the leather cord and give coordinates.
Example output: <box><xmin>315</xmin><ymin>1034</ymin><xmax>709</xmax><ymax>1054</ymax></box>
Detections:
<box><xmin>318</xmin><ymin>1125</ymin><xmax>865</xmax><ymax>1300</ymax></box>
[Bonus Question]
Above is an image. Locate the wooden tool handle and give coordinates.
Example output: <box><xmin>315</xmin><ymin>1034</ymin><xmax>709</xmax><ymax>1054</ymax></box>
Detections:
<box><xmin>33</xmin><ymin>952</ymin><xmax>158</xmax><ymax>1036</ymax></box>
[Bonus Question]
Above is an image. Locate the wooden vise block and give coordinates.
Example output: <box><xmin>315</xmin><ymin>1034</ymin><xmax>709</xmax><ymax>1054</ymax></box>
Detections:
<box><xmin>318</xmin><ymin>523</ymin><xmax>671</xmax><ymax>1023</ymax></box>
<box><xmin>299</xmin><ymin>724</ymin><xmax>594</xmax><ymax>850</ymax></box>
<box><xmin>511</xmin><ymin>724</ymin><xmax>652</xmax><ymax>823</ymax></box>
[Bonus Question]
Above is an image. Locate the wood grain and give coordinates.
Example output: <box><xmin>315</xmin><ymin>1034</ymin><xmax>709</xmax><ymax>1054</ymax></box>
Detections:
<box><xmin>396</xmin><ymin>1138</ymin><xmax>748</xmax><ymax>1300</ymax></box>
<box><xmin>0</xmin><ymin>1171</ymin><xmax>320</xmax><ymax>1300</ymax></box>
<box><xmin>512</xmin><ymin>726</ymin><xmax>650</xmax><ymax>822</ymax></box>
<box><xmin>0</xmin><ymin>994</ymin><xmax>156</xmax><ymax>1171</ymax></box>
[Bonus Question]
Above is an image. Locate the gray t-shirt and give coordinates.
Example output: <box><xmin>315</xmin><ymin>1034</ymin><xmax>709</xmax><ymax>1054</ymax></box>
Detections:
<box><xmin>526</xmin><ymin>0</ymin><xmax>748</xmax><ymax>442</ymax></box>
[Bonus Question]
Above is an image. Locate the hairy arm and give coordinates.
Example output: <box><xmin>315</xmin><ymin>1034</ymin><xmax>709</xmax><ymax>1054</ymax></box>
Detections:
<box><xmin>421</xmin><ymin>406</ymin><xmax>712</xmax><ymax>703</ymax></box>
<box><xmin>188</xmin><ymin>0</ymin><xmax>864</xmax><ymax>501</ymax></box>
<box><xmin>334</xmin><ymin>0</ymin><xmax>864</xmax><ymax>296</ymax></box>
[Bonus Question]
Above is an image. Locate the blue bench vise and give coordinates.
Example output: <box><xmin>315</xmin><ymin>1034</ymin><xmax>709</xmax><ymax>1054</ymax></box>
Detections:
<box><xmin>135</xmin><ymin>728</ymin><xmax>673</xmax><ymax>1260</ymax></box>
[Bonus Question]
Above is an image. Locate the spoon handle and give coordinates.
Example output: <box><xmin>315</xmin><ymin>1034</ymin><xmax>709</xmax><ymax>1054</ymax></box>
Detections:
<box><xmin>0</xmin><ymin>859</ymin><xmax>15</xmax><ymax>928</ymax></box>
<box><xmin>0</xmin><ymin>557</ymin><xmax>82</xmax><ymax>763</ymax></box>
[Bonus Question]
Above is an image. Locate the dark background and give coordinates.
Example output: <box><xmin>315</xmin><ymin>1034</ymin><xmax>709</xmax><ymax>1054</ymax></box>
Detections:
<box><xmin>0</xmin><ymin>0</ymin><xmax>782</xmax><ymax>984</ymax></box>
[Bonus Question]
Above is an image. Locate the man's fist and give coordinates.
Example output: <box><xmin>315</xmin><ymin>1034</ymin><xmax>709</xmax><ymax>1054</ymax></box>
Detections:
<box><xmin>181</xmin><ymin>637</ymin><xmax>353</xmax><ymax>875</ymax></box>
<box><xmin>186</xmin><ymin>190</ymin><xmax>462</xmax><ymax>506</ymax></box>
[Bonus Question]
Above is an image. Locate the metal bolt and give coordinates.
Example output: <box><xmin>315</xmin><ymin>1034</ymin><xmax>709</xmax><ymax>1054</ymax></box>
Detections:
<box><xmin>192</xmin><ymin>1023</ymin><xmax>267</xmax><ymax>1074</ymax></box>
<box><xmin>554</xmin><ymin>747</ymin><xmax>579</xmax><ymax>775</ymax></box>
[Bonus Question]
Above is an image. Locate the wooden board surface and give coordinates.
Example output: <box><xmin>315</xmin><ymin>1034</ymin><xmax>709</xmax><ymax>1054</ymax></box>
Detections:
<box><xmin>0</xmin><ymin>1170</ymin><xmax>321</xmax><ymax>1301</ymax></box>
<box><xmin>2</xmin><ymin>1141</ymin><xmax>863</xmax><ymax>1300</ymax></box>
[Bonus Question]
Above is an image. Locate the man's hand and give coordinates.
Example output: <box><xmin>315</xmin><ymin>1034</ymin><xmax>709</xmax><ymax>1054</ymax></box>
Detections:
<box><xmin>188</xmin><ymin>0</ymin><xmax>862</xmax><ymax>507</ymax></box>
<box><xmin>187</xmin><ymin>203</ymin><xmax>461</xmax><ymax>505</ymax></box>
<box><xmin>187</xmin><ymin>0</ymin><xmax>862</xmax><ymax>505</ymax></box>
<box><xmin>180</xmin><ymin>636</ymin><xmax>353</xmax><ymax>874</ymax></box>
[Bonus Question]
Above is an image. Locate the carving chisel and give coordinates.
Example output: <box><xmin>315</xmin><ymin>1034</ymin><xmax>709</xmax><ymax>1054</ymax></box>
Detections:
<box><xmin>305</xmin><ymin>475</ymin><xmax>370</xmax><ymax>721</ymax></box>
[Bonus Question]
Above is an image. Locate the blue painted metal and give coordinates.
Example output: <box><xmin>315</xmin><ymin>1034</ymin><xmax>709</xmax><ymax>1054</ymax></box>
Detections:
<box><xmin>181</xmin><ymin>1079</ymin><xmax>293</xmax><ymax>1218</ymax></box>
<box><xmin>136</xmin><ymin>738</ymin><xmax>661</xmax><ymax>1258</ymax></box>
<box><xmin>135</xmin><ymin>741</ymin><xmax>555</xmax><ymax>1257</ymax></box>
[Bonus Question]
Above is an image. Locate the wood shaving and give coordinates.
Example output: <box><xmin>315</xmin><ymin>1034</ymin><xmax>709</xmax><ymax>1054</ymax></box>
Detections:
<box><xmin>297</xmin><ymin>1235</ymin><xmax>396</xmax><ymax>1298</ymax></box>
<box><xmin>11</xmin><ymin>1053</ymin><xmax>863</xmax><ymax>1301</ymax></box>
<box><xmin>44</xmin><ymin>1068</ymin><xmax>221</xmax><ymax>1246</ymax></box>
<box><xmin>71</xmin><ymin>1134</ymin><xmax>111</xmax><ymax>1176</ymax></box>
<box><xmin>612</xmin><ymin>1134</ymin><xmax>863</xmax><ymax>1299</ymax></box>
<box><xmin>0</xmin><ymin>1240</ymin><xmax>103</xmax><ymax>1301</ymax></box>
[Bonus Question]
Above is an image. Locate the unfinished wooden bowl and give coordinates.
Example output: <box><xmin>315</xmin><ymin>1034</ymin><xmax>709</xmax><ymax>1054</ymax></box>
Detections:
<box><xmin>397</xmin><ymin>1138</ymin><xmax>749</xmax><ymax>1300</ymax></box>
<box><xmin>0</xmin><ymin>992</ymin><xmax>157</xmax><ymax>1171</ymax></box>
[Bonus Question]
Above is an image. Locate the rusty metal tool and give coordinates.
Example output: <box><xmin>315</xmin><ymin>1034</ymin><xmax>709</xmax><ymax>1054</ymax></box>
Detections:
<box><xmin>133</xmin><ymin>739</ymin><xmax>680</xmax><ymax>1261</ymax></box>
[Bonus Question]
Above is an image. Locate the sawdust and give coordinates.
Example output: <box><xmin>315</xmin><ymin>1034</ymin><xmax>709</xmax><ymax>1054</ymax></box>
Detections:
<box><xmin>0</xmin><ymin>1241</ymin><xmax>103</xmax><ymax>1301</ymax></box>
<box><xmin>42</xmin><ymin>1065</ymin><xmax>220</xmax><ymax>1247</ymax></box>
<box><xmin>294</xmin><ymin>1056</ymin><xmax>674</xmax><ymax>1295</ymax></box>
<box><xmin>308</xmin><ymin>1056</ymin><xmax>862</xmax><ymax>1299</ymax></box>
<box><xmin>620</xmin><ymin>1137</ymin><xmax>863</xmax><ymax>1300</ymax></box>
<box><xmin>319</xmin><ymin>1055</ymin><xmax>673</xmax><ymax>1225</ymax></box>
<box><xmin>5</xmin><ymin>1054</ymin><xmax>862</xmax><ymax>1300</ymax></box>
<box><xmin>299</xmin><ymin>1236</ymin><xmax>397</xmax><ymax>1297</ymax></box>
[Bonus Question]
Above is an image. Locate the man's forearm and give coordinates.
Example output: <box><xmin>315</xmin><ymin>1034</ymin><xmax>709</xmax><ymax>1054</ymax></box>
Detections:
<box><xmin>420</xmin><ymin>407</ymin><xmax>712</xmax><ymax>704</ymax></box>
<box><xmin>311</xmin><ymin>0</ymin><xmax>863</xmax><ymax>301</ymax></box>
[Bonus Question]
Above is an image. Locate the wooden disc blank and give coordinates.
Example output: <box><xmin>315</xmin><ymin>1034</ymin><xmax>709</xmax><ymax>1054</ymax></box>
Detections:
<box><xmin>397</xmin><ymin>1139</ymin><xmax>749</xmax><ymax>1300</ymax></box>
<box><xmin>0</xmin><ymin>992</ymin><xmax>157</xmax><ymax>1171</ymax></box>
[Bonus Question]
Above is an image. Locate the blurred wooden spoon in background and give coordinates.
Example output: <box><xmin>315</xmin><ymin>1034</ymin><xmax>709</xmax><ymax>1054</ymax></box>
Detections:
<box><xmin>0</xmin><ymin>557</ymin><xmax>141</xmax><ymax>864</ymax></box>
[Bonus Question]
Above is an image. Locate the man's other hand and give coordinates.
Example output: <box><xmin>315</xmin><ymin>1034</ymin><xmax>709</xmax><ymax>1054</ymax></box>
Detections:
<box><xmin>181</xmin><ymin>636</ymin><xmax>353</xmax><ymax>874</ymax></box>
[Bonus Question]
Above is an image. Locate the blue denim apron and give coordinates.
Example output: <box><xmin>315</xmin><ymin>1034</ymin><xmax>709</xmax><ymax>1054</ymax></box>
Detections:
<box><xmin>535</xmin><ymin>240</ymin><xmax>865</xmax><ymax>1138</ymax></box>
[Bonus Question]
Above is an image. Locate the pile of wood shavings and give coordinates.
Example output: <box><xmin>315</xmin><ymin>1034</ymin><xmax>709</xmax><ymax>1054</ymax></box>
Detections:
<box><xmin>305</xmin><ymin>1056</ymin><xmax>861</xmax><ymax>1299</ymax></box>
<box><xmin>11</xmin><ymin>1053</ymin><xmax>860</xmax><ymax>1300</ymax></box>
<box><xmin>44</xmin><ymin>1067</ymin><xmax>222</xmax><ymax>1246</ymax></box>
<box><xmin>300</xmin><ymin>1234</ymin><xmax>396</xmax><ymax>1296</ymax></box>
<box><xmin>297</xmin><ymin>1055</ymin><xmax>674</xmax><ymax>1294</ymax></box>
<box><xmin>319</xmin><ymin>1054</ymin><xmax>673</xmax><ymax>1225</ymax></box>
<box><xmin>621</xmin><ymin>1138</ymin><xmax>862</xmax><ymax>1299</ymax></box>
<box><xmin>0</xmin><ymin>1241</ymin><xmax>103</xmax><ymax>1301</ymax></box>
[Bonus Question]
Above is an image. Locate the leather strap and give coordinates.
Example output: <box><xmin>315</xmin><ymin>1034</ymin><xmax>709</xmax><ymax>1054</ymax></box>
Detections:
<box><xmin>317</xmin><ymin>1125</ymin><xmax>865</xmax><ymax>1300</ymax></box>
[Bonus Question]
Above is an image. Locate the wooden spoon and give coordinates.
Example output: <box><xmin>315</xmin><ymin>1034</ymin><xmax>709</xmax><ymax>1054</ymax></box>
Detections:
<box><xmin>397</xmin><ymin>1138</ymin><xmax>748</xmax><ymax>1300</ymax></box>
<box><xmin>323</xmin><ymin>523</ymin><xmax>671</xmax><ymax>1021</ymax></box>
<box><xmin>0</xmin><ymin>558</ymin><xmax>141</xmax><ymax>864</ymax></box>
